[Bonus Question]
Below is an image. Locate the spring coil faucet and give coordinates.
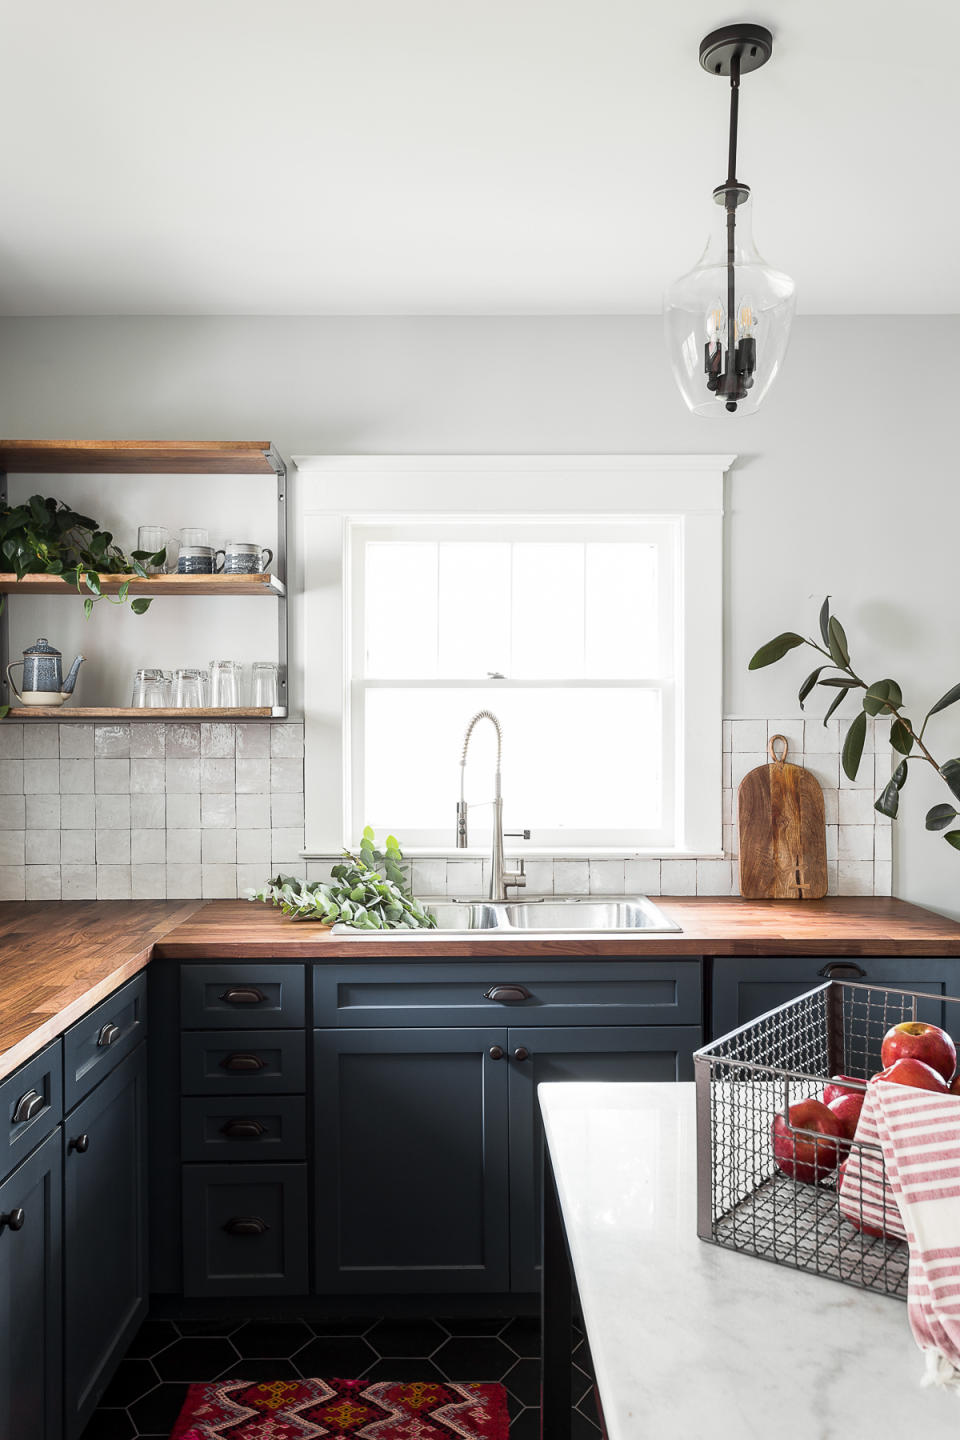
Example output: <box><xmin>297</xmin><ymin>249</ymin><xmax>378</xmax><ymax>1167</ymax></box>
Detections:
<box><xmin>457</xmin><ymin>710</ymin><xmax>527</xmax><ymax>901</ymax></box>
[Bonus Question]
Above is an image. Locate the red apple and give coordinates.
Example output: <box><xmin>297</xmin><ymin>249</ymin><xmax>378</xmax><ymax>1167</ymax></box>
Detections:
<box><xmin>837</xmin><ymin>1158</ymin><xmax>886</xmax><ymax>1238</ymax></box>
<box><xmin>771</xmin><ymin>1098</ymin><xmax>844</xmax><ymax>1185</ymax></box>
<box><xmin>880</xmin><ymin>1021</ymin><xmax>956</xmax><ymax>1084</ymax></box>
<box><xmin>828</xmin><ymin>1090</ymin><xmax>865</xmax><ymax>1142</ymax></box>
<box><xmin>875</xmin><ymin>1056</ymin><xmax>949</xmax><ymax>1092</ymax></box>
<box><xmin>823</xmin><ymin>1075</ymin><xmax>865</xmax><ymax>1106</ymax></box>
<box><xmin>950</xmin><ymin>1076</ymin><xmax>960</xmax><ymax>1096</ymax></box>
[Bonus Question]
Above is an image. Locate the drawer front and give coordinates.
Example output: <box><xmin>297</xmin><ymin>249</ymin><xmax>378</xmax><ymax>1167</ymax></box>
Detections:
<box><xmin>63</xmin><ymin>974</ymin><xmax>147</xmax><ymax>1112</ymax></box>
<box><xmin>181</xmin><ymin>1031</ymin><xmax>306</xmax><ymax>1096</ymax></box>
<box><xmin>0</xmin><ymin>1041</ymin><xmax>62</xmax><ymax>1183</ymax></box>
<box><xmin>181</xmin><ymin>964</ymin><xmax>305</xmax><ymax>1030</ymax></box>
<box><xmin>181</xmin><ymin>1096</ymin><xmax>307</xmax><ymax>1163</ymax></box>
<box><xmin>182</xmin><ymin>1162</ymin><xmax>308</xmax><ymax>1296</ymax></box>
<box><xmin>314</xmin><ymin>960</ymin><xmax>702</xmax><ymax>1029</ymax></box>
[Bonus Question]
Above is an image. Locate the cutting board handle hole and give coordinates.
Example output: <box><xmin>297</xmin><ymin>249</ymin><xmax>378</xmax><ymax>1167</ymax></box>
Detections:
<box><xmin>769</xmin><ymin>734</ymin><xmax>789</xmax><ymax>763</ymax></box>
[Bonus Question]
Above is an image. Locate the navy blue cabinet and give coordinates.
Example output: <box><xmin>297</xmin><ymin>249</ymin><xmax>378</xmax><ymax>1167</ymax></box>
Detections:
<box><xmin>313</xmin><ymin>1028</ymin><xmax>511</xmax><ymax>1293</ymax></box>
<box><xmin>64</xmin><ymin>1043</ymin><xmax>148</xmax><ymax>1438</ymax></box>
<box><xmin>507</xmin><ymin>1025</ymin><xmax>699</xmax><ymax>1290</ymax></box>
<box><xmin>710</xmin><ymin>956</ymin><xmax>960</xmax><ymax>1044</ymax></box>
<box><xmin>0</xmin><ymin>1129</ymin><xmax>62</xmax><ymax>1440</ymax></box>
<box><xmin>182</xmin><ymin>1161</ymin><xmax>308</xmax><ymax>1297</ymax></box>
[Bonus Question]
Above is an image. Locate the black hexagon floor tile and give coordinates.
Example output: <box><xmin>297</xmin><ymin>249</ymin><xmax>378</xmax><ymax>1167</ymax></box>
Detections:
<box><xmin>501</xmin><ymin>1316</ymin><xmax>540</xmax><ymax>1357</ymax></box>
<box><xmin>98</xmin><ymin>1358</ymin><xmax>159</xmax><ymax>1409</ymax></box>
<box><xmin>217</xmin><ymin>1358</ymin><xmax>304</xmax><ymax>1382</ymax></box>
<box><xmin>434</xmin><ymin>1336</ymin><xmax>517</xmax><ymax>1382</ymax></box>
<box><xmin>124</xmin><ymin>1320</ymin><xmax>178</xmax><ymax>1360</ymax></box>
<box><xmin>361</xmin><ymin>1357</ymin><xmax>449</xmax><ymax>1384</ymax></box>
<box><xmin>366</xmin><ymin>1319</ymin><xmax>447</xmax><ymax>1357</ymax></box>
<box><xmin>308</xmin><ymin>1314</ymin><xmax>380</xmax><ymax>1335</ymax></box>
<box><xmin>174</xmin><ymin>1317</ymin><xmax>243</xmax><ymax>1337</ymax></box>
<box><xmin>78</xmin><ymin>1411</ymin><xmax>136</xmax><ymax>1440</ymax></box>
<box><xmin>127</xmin><ymin>1382</ymin><xmax>190</xmax><ymax>1435</ymax></box>
<box><xmin>152</xmin><ymin>1336</ymin><xmax>238</xmax><ymax>1382</ymax></box>
<box><xmin>293</xmin><ymin>1334</ymin><xmax>378</xmax><ymax>1378</ymax></box>
<box><xmin>503</xmin><ymin>1356</ymin><xmax>540</xmax><ymax>1409</ymax></box>
<box><xmin>232</xmin><ymin>1320</ymin><xmax>314</xmax><ymax>1358</ymax></box>
<box><xmin>436</xmin><ymin>1315</ymin><xmax>509</xmax><ymax>1335</ymax></box>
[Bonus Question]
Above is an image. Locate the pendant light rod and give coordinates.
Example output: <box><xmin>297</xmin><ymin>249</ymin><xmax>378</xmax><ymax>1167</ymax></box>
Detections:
<box><xmin>726</xmin><ymin>51</ymin><xmax>741</xmax><ymax>188</ymax></box>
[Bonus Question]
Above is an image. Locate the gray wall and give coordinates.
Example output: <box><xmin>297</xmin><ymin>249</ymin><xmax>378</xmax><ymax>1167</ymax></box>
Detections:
<box><xmin>0</xmin><ymin>315</ymin><xmax>956</xmax><ymax>917</ymax></box>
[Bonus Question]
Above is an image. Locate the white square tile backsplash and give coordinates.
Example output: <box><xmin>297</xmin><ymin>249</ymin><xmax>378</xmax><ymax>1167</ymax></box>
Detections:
<box><xmin>0</xmin><ymin>715</ymin><xmax>892</xmax><ymax>901</ymax></box>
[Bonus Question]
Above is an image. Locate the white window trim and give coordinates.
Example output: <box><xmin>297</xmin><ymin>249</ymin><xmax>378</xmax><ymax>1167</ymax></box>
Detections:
<box><xmin>296</xmin><ymin>454</ymin><xmax>734</xmax><ymax>858</ymax></box>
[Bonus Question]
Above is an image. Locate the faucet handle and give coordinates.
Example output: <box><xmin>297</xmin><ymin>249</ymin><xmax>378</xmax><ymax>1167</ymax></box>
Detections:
<box><xmin>504</xmin><ymin>858</ymin><xmax>527</xmax><ymax>891</ymax></box>
<box><xmin>503</xmin><ymin>829</ymin><xmax>531</xmax><ymax>840</ymax></box>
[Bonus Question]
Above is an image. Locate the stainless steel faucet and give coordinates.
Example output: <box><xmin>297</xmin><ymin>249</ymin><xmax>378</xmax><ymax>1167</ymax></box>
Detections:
<box><xmin>456</xmin><ymin>709</ymin><xmax>528</xmax><ymax>900</ymax></box>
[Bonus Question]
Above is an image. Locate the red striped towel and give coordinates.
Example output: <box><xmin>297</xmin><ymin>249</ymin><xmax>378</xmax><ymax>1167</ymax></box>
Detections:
<box><xmin>840</xmin><ymin>1078</ymin><xmax>960</xmax><ymax>1391</ymax></box>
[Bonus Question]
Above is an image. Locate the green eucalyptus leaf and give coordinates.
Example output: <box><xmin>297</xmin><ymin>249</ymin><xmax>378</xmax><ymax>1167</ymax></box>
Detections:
<box><xmin>842</xmin><ymin>711</ymin><xmax>867</xmax><ymax>781</ymax></box>
<box><xmin>863</xmin><ymin>679</ymin><xmax>891</xmax><ymax>716</ymax></box>
<box><xmin>944</xmin><ymin>831</ymin><xmax>960</xmax><ymax>852</ymax></box>
<box><xmin>828</xmin><ymin>616</ymin><xmax>849</xmax><ymax>668</ymax></box>
<box><xmin>748</xmin><ymin>633</ymin><xmax>806</xmax><ymax>671</ymax></box>
<box><xmin>819</xmin><ymin>596</ymin><xmax>831</xmax><ymax>648</ymax></box>
<box><xmin>892</xmin><ymin>759</ymin><xmax>908</xmax><ymax>789</ymax></box>
<box><xmin>819</xmin><ymin>677</ymin><xmax>860</xmax><ymax>689</ymax></box>
<box><xmin>928</xmin><ymin>683</ymin><xmax>960</xmax><ymax>718</ymax></box>
<box><xmin>890</xmin><ymin>718</ymin><xmax>914</xmax><ymax>755</ymax></box>
<box><xmin>926</xmin><ymin>803</ymin><xmax>958</xmax><ymax>831</ymax></box>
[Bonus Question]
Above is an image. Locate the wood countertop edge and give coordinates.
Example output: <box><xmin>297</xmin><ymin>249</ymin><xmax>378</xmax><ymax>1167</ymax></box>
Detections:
<box><xmin>3</xmin><ymin>895</ymin><xmax>960</xmax><ymax>1080</ymax></box>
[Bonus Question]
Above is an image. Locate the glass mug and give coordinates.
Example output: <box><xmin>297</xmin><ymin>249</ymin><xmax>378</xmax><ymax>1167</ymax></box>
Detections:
<box><xmin>136</xmin><ymin>526</ymin><xmax>170</xmax><ymax>575</ymax></box>
<box><xmin>216</xmin><ymin>541</ymin><xmax>274</xmax><ymax>575</ymax></box>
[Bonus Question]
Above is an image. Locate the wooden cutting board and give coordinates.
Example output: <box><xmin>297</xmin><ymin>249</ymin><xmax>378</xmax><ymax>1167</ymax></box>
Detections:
<box><xmin>738</xmin><ymin>735</ymin><xmax>828</xmax><ymax>899</ymax></box>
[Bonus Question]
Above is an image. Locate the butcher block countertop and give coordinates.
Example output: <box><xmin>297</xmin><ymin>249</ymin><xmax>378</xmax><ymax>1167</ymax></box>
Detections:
<box><xmin>1</xmin><ymin>895</ymin><xmax>960</xmax><ymax>1080</ymax></box>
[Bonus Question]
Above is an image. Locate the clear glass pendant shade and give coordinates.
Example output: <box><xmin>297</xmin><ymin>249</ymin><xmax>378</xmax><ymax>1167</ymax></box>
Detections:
<box><xmin>664</xmin><ymin>189</ymin><xmax>795</xmax><ymax>417</ymax></box>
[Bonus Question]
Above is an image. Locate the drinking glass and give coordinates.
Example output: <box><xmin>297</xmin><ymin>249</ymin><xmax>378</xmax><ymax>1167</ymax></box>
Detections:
<box><xmin>137</xmin><ymin>526</ymin><xmax>170</xmax><ymax>575</ymax></box>
<box><xmin>179</xmin><ymin>527</ymin><xmax>209</xmax><ymax>548</ymax></box>
<box><xmin>250</xmin><ymin>661</ymin><xmax>279</xmax><ymax>708</ymax></box>
<box><xmin>172</xmin><ymin>668</ymin><xmax>204</xmax><ymax>707</ymax></box>
<box><xmin>209</xmin><ymin>659</ymin><xmax>240</xmax><ymax>707</ymax></box>
<box><xmin>131</xmin><ymin>669</ymin><xmax>167</xmax><ymax>707</ymax></box>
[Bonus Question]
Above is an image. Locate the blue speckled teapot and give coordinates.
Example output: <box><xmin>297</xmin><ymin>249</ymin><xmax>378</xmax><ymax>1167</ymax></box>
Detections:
<box><xmin>6</xmin><ymin>638</ymin><xmax>85</xmax><ymax>707</ymax></box>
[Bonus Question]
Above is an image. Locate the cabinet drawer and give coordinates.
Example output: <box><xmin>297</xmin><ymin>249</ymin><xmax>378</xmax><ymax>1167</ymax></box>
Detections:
<box><xmin>181</xmin><ymin>964</ymin><xmax>305</xmax><ymax>1030</ymax></box>
<box><xmin>182</xmin><ymin>1162</ymin><xmax>308</xmax><ymax>1296</ymax></box>
<box><xmin>181</xmin><ymin>1031</ymin><xmax>306</xmax><ymax>1096</ymax></box>
<box><xmin>181</xmin><ymin>1097</ymin><xmax>306</xmax><ymax>1163</ymax></box>
<box><xmin>0</xmin><ymin>1041</ymin><xmax>62</xmax><ymax>1183</ymax></box>
<box><xmin>314</xmin><ymin>961</ymin><xmax>702</xmax><ymax>1029</ymax></box>
<box><xmin>63</xmin><ymin>974</ymin><xmax>147</xmax><ymax>1112</ymax></box>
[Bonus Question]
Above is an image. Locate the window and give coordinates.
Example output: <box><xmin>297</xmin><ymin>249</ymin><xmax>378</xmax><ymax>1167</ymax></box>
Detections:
<box><xmin>299</xmin><ymin>455</ymin><xmax>730</xmax><ymax>856</ymax></box>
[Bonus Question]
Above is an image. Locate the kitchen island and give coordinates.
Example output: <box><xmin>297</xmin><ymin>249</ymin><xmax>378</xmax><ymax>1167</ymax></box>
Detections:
<box><xmin>539</xmin><ymin>1082</ymin><xmax>959</xmax><ymax>1439</ymax></box>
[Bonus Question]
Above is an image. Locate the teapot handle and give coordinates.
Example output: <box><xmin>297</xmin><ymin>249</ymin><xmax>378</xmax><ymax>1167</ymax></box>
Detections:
<box><xmin>5</xmin><ymin>662</ymin><xmax>23</xmax><ymax>703</ymax></box>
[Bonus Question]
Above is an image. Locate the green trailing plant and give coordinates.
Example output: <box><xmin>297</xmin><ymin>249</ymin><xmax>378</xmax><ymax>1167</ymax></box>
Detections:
<box><xmin>248</xmin><ymin>828</ymin><xmax>438</xmax><ymax>930</ymax></box>
<box><xmin>750</xmin><ymin>596</ymin><xmax>960</xmax><ymax>853</ymax></box>
<box><xmin>0</xmin><ymin>494</ymin><xmax>164</xmax><ymax>618</ymax></box>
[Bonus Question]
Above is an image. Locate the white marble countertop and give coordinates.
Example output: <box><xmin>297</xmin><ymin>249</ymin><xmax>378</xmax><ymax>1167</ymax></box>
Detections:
<box><xmin>538</xmin><ymin>1081</ymin><xmax>960</xmax><ymax>1439</ymax></box>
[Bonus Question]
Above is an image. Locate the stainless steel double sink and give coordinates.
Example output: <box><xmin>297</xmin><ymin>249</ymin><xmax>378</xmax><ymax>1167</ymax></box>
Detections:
<box><xmin>422</xmin><ymin>895</ymin><xmax>681</xmax><ymax>935</ymax></box>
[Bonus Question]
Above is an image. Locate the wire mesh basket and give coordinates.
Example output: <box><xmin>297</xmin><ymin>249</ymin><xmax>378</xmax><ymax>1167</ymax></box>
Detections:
<box><xmin>694</xmin><ymin>979</ymin><xmax>960</xmax><ymax>1300</ymax></box>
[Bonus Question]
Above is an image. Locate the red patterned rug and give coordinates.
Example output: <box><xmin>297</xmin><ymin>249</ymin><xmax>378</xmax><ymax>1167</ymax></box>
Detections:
<box><xmin>169</xmin><ymin>1376</ymin><xmax>510</xmax><ymax>1438</ymax></box>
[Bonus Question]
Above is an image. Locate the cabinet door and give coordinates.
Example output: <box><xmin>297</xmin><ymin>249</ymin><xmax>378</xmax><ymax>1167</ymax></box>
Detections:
<box><xmin>508</xmin><ymin>1025</ymin><xmax>700</xmax><ymax>1292</ymax></box>
<box><xmin>64</xmin><ymin>1044</ymin><xmax>148</xmax><ymax>1439</ymax></box>
<box><xmin>0</xmin><ymin>1130</ymin><xmax>61</xmax><ymax>1440</ymax></box>
<box><xmin>182</xmin><ymin>1162</ymin><xmax>308</xmax><ymax>1297</ymax></box>
<box><xmin>711</xmin><ymin>956</ymin><xmax>960</xmax><ymax>1052</ymax></box>
<box><xmin>314</xmin><ymin>1029</ymin><xmax>510</xmax><ymax>1293</ymax></box>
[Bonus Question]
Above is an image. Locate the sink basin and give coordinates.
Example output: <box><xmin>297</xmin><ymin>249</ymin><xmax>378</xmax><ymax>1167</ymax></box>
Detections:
<box><xmin>420</xmin><ymin>895</ymin><xmax>680</xmax><ymax>935</ymax></box>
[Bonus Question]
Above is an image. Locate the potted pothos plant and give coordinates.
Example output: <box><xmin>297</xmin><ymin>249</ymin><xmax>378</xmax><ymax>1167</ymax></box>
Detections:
<box><xmin>750</xmin><ymin>596</ymin><xmax>960</xmax><ymax>853</ymax></box>
<box><xmin>0</xmin><ymin>493</ymin><xmax>166</xmax><ymax>718</ymax></box>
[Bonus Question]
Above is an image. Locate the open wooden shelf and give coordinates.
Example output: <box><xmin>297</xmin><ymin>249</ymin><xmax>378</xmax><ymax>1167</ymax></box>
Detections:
<box><xmin>0</xmin><ymin>440</ymin><xmax>282</xmax><ymax>475</ymax></box>
<box><xmin>7</xmin><ymin>707</ymin><xmax>287</xmax><ymax>721</ymax></box>
<box><xmin>0</xmin><ymin>572</ymin><xmax>285</xmax><ymax>597</ymax></box>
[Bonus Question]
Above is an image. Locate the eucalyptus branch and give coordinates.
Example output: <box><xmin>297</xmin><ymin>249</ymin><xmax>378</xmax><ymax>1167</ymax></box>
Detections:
<box><xmin>749</xmin><ymin>596</ymin><xmax>960</xmax><ymax>852</ymax></box>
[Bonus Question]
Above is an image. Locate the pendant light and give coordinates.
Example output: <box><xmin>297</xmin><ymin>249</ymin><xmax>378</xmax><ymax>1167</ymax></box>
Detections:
<box><xmin>664</xmin><ymin>24</ymin><xmax>796</xmax><ymax>416</ymax></box>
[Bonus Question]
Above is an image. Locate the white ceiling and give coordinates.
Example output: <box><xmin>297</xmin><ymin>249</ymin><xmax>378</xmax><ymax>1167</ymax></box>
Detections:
<box><xmin>3</xmin><ymin>0</ymin><xmax>957</xmax><ymax>315</ymax></box>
